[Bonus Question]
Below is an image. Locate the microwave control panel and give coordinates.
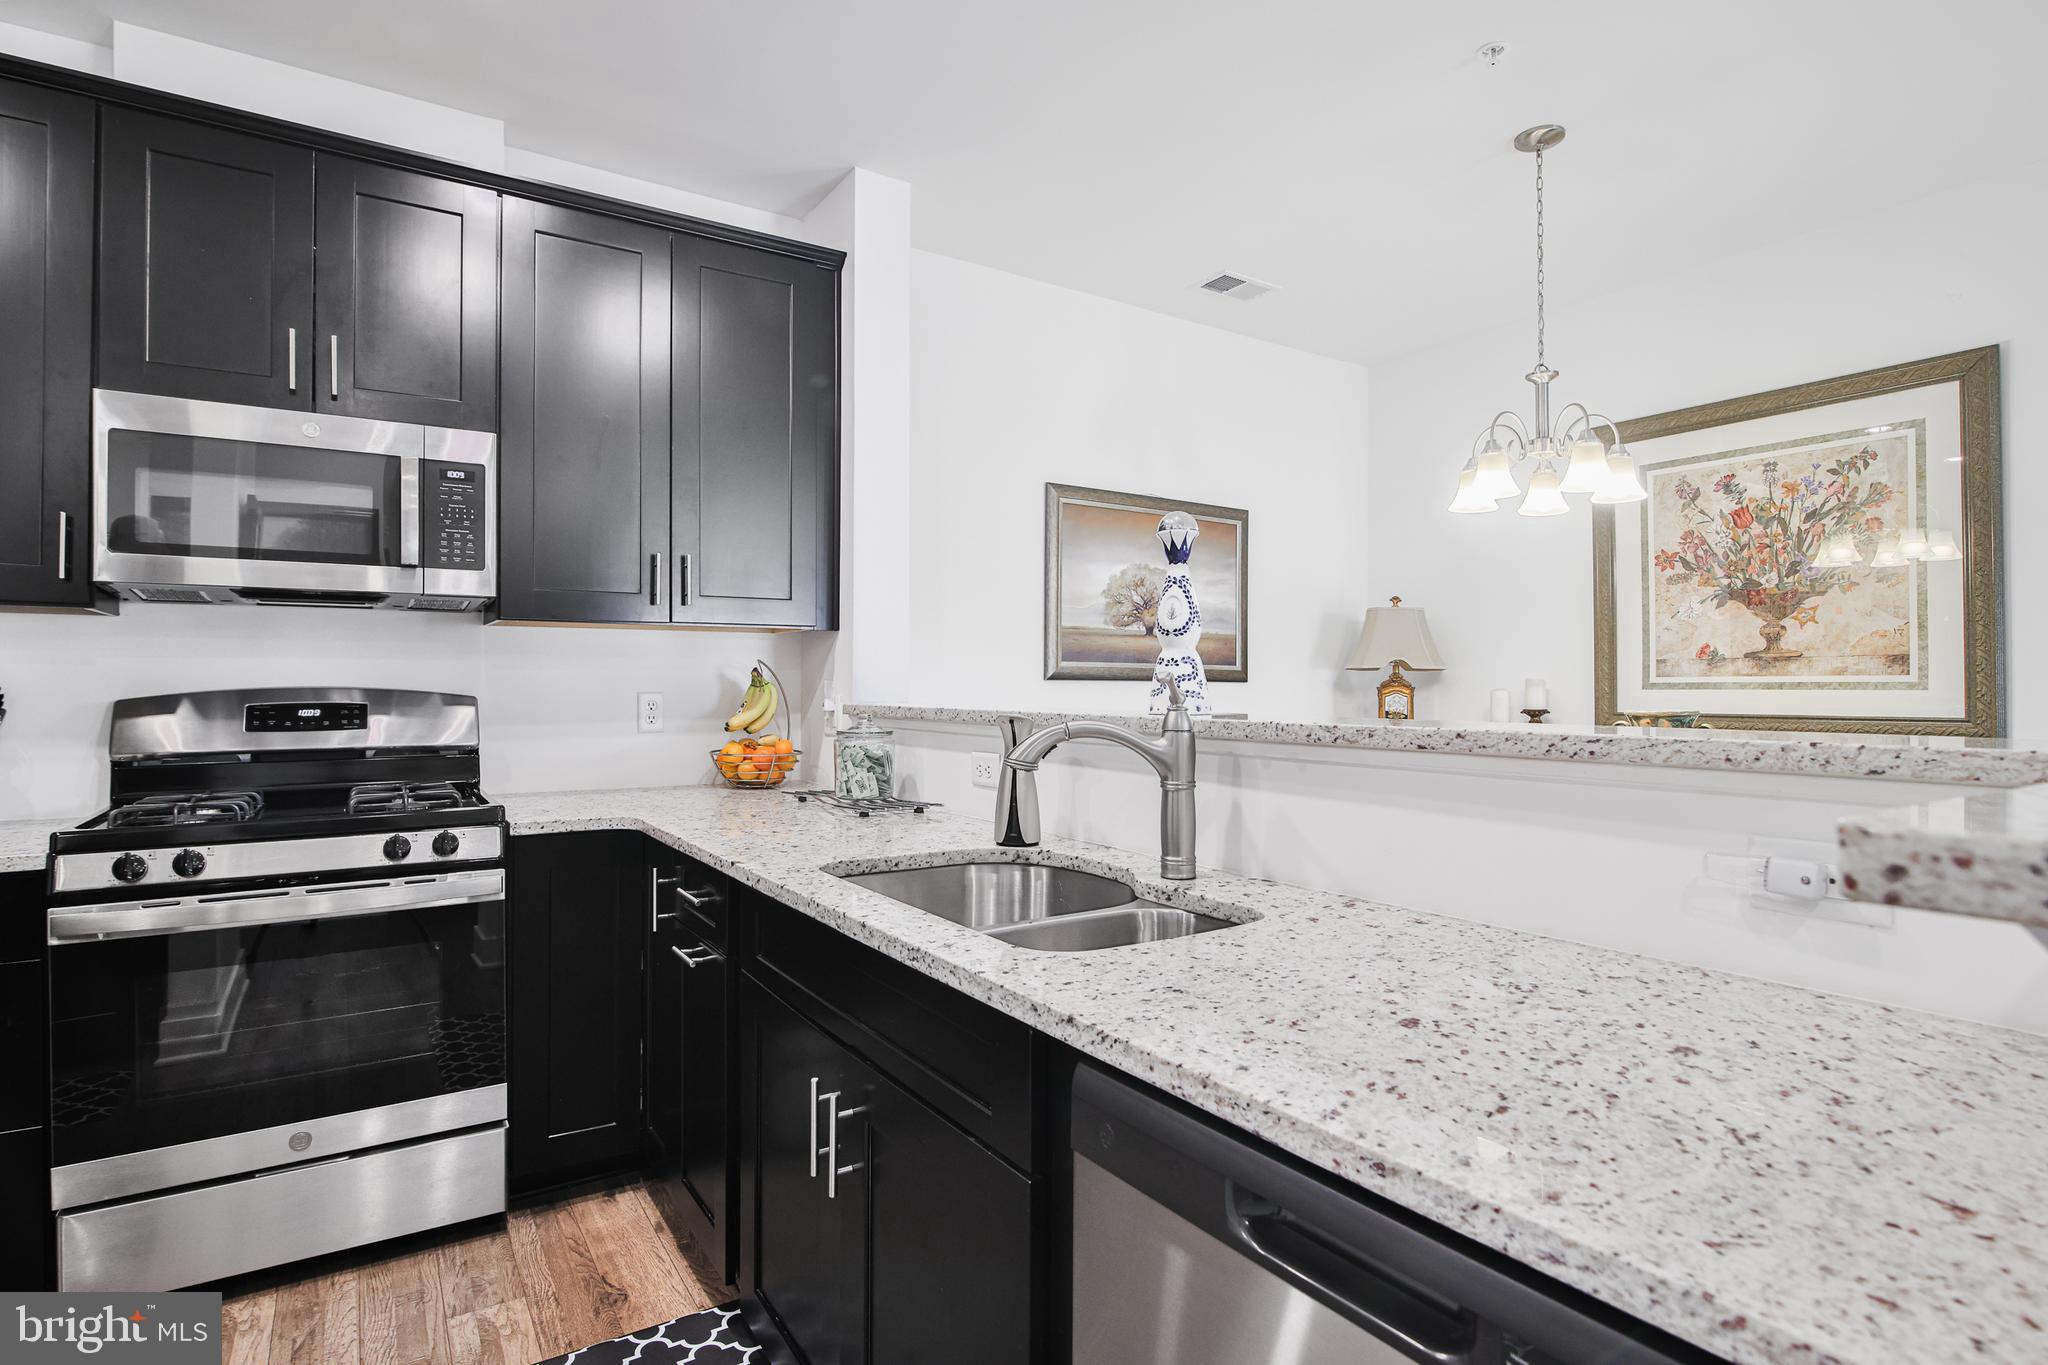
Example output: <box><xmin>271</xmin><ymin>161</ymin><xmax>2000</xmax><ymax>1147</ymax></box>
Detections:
<box><xmin>425</xmin><ymin>462</ymin><xmax>488</xmax><ymax>572</ymax></box>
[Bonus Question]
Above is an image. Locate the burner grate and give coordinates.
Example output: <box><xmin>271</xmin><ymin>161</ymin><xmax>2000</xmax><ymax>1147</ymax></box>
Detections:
<box><xmin>788</xmin><ymin>789</ymin><xmax>939</xmax><ymax>817</ymax></box>
<box><xmin>346</xmin><ymin>781</ymin><xmax>466</xmax><ymax>816</ymax></box>
<box><xmin>108</xmin><ymin>791</ymin><xmax>264</xmax><ymax>828</ymax></box>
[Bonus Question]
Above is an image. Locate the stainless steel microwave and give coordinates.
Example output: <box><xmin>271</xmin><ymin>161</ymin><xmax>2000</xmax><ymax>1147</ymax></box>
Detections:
<box><xmin>92</xmin><ymin>389</ymin><xmax>496</xmax><ymax>610</ymax></box>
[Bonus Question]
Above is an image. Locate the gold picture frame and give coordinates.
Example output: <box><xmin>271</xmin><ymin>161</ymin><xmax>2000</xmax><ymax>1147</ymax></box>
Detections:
<box><xmin>1593</xmin><ymin>346</ymin><xmax>2003</xmax><ymax>736</ymax></box>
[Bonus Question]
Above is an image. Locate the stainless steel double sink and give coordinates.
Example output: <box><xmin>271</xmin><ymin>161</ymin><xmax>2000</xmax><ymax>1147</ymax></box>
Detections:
<box><xmin>837</xmin><ymin>861</ymin><xmax>1235</xmax><ymax>952</ymax></box>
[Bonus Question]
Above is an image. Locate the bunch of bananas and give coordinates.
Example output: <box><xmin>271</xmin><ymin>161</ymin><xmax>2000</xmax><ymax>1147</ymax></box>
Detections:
<box><xmin>724</xmin><ymin>669</ymin><xmax>779</xmax><ymax>734</ymax></box>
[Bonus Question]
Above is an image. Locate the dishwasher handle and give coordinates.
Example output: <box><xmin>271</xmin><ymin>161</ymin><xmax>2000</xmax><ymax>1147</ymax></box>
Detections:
<box><xmin>1225</xmin><ymin>1180</ymin><xmax>1480</xmax><ymax>1363</ymax></box>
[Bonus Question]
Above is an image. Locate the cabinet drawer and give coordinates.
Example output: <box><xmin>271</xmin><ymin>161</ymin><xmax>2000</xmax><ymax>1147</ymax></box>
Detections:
<box><xmin>747</xmin><ymin>892</ymin><xmax>1038</xmax><ymax>1171</ymax></box>
<box><xmin>1</xmin><ymin>959</ymin><xmax>45</xmax><ymax>1132</ymax></box>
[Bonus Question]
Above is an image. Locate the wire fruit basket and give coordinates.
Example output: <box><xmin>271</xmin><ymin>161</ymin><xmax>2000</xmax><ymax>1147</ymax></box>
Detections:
<box><xmin>712</xmin><ymin>739</ymin><xmax>800</xmax><ymax>788</ymax></box>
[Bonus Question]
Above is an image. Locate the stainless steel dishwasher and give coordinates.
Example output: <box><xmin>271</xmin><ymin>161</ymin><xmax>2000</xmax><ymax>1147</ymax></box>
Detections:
<box><xmin>1069</xmin><ymin>1063</ymin><xmax>1714</xmax><ymax>1365</ymax></box>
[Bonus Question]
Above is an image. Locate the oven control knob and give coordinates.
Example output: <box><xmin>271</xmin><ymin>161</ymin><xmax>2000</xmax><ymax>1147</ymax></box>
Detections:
<box><xmin>111</xmin><ymin>853</ymin><xmax>148</xmax><ymax>883</ymax></box>
<box><xmin>383</xmin><ymin>834</ymin><xmax>413</xmax><ymax>861</ymax></box>
<box><xmin>171</xmin><ymin>849</ymin><xmax>207</xmax><ymax>878</ymax></box>
<box><xmin>432</xmin><ymin>831</ymin><xmax>461</xmax><ymax>858</ymax></box>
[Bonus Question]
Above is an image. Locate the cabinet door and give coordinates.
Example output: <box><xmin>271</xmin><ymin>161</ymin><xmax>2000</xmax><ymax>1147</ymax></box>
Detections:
<box><xmin>841</xmin><ymin>1047</ymin><xmax>1036</xmax><ymax>1365</ymax></box>
<box><xmin>670</xmin><ymin>236</ymin><xmax>837</xmax><ymax>627</ymax></box>
<box><xmin>99</xmin><ymin>109</ymin><xmax>314</xmax><ymax>407</ymax></box>
<box><xmin>676</xmin><ymin>931</ymin><xmax>731</xmax><ymax>1267</ymax></box>
<box><xmin>315</xmin><ymin>156</ymin><xmax>499</xmax><ymax>429</ymax></box>
<box><xmin>0</xmin><ymin>79</ymin><xmax>93</xmax><ymax>608</ymax></box>
<box><xmin>750</xmin><ymin>983</ymin><xmax>859</xmax><ymax>1365</ymax></box>
<box><xmin>499</xmin><ymin>198</ymin><xmax>671</xmax><ymax>623</ymax></box>
<box><xmin>509</xmin><ymin>833</ymin><xmax>646</xmax><ymax>1194</ymax></box>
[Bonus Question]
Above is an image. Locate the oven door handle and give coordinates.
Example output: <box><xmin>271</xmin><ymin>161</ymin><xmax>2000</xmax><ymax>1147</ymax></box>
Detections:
<box><xmin>48</xmin><ymin>869</ymin><xmax>505</xmax><ymax>943</ymax></box>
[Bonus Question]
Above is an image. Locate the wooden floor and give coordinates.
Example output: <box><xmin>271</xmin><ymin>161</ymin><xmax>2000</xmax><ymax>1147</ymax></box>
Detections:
<box><xmin>217</xmin><ymin>1180</ymin><xmax>724</xmax><ymax>1365</ymax></box>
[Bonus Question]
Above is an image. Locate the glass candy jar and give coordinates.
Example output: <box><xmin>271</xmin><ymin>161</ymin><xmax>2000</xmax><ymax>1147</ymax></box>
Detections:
<box><xmin>834</xmin><ymin>717</ymin><xmax>896</xmax><ymax>800</ymax></box>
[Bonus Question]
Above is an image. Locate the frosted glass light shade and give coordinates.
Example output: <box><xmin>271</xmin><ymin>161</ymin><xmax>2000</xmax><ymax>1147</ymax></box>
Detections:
<box><xmin>1922</xmin><ymin>529</ymin><xmax>1961</xmax><ymax>560</ymax></box>
<box><xmin>1517</xmin><ymin>466</ymin><xmax>1569</xmax><ymax>517</ymax></box>
<box><xmin>1819</xmin><ymin>535</ymin><xmax>1863</xmax><ymax>566</ymax></box>
<box><xmin>1591</xmin><ymin>450</ymin><xmax>1649</xmax><ymax>504</ymax></box>
<box><xmin>1898</xmin><ymin>527</ymin><xmax>1930</xmax><ymax>559</ymax></box>
<box><xmin>1447</xmin><ymin>466</ymin><xmax>1498</xmax><ymax>513</ymax></box>
<box><xmin>1558</xmin><ymin>435</ymin><xmax>1610</xmax><ymax>493</ymax></box>
<box><xmin>1472</xmin><ymin>444</ymin><xmax>1521</xmax><ymax>500</ymax></box>
<box><xmin>1869</xmin><ymin>540</ymin><xmax>1908</xmax><ymax>568</ymax></box>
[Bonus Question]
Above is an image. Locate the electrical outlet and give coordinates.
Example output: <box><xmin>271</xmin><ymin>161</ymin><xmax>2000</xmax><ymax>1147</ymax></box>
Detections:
<box><xmin>970</xmin><ymin>751</ymin><xmax>999</xmax><ymax>789</ymax></box>
<box><xmin>637</xmin><ymin>692</ymin><xmax>664</xmax><ymax>733</ymax></box>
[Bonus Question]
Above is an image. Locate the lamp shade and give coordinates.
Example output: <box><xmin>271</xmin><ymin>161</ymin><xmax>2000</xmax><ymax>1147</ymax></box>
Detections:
<box><xmin>1346</xmin><ymin>597</ymin><xmax>1446</xmax><ymax>672</ymax></box>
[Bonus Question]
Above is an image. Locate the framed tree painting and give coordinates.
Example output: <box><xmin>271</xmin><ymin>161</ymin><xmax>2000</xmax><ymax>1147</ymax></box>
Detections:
<box><xmin>1044</xmin><ymin>483</ymin><xmax>1249</xmax><ymax>681</ymax></box>
<box><xmin>1594</xmin><ymin>346</ymin><xmax>2003</xmax><ymax>735</ymax></box>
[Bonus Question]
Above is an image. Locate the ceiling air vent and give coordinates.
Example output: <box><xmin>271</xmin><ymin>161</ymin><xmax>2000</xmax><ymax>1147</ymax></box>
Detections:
<box><xmin>1197</xmin><ymin>272</ymin><xmax>1276</xmax><ymax>302</ymax></box>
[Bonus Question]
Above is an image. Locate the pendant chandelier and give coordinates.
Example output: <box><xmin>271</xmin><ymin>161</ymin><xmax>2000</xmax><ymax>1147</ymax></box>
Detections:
<box><xmin>1449</xmin><ymin>125</ymin><xmax>1646</xmax><ymax>516</ymax></box>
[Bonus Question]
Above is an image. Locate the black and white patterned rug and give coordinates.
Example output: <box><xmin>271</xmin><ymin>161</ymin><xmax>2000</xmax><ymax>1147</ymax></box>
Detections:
<box><xmin>536</xmin><ymin>1302</ymin><xmax>760</xmax><ymax>1364</ymax></box>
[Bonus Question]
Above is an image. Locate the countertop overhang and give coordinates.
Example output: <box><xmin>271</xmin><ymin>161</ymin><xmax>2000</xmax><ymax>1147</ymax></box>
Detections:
<box><xmin>853</xmin><ymin>703</ymin><xmax>2048</xmax><ymax>787</ymax></box>
<box><xmin>499</xmin><ymin>785</ymin><xmax>2048</xmax><ymax>1365</ymax></box>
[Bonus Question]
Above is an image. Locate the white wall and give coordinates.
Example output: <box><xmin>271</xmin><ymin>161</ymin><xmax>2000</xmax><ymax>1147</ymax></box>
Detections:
<box><xmin>903</xmin><ymin>251</ymin><xmax>1374</xmax><ymax>719</ymax></box>
<box><xmin>1366</xmin><ymin>159</ymin><xmax>2048</xmax><ymax>733</ymax></box>
<box><xmin>0</xmin><ymin>608</ymin><xmax>804</xmax><ymax>820</ymax></box>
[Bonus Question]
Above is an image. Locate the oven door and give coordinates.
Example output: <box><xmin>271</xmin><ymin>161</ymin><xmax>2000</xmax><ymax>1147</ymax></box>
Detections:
<box><xmin>92</xmin><ymin>388</ymin><xmax>424</xmax><ymax>601</ymax></box>
<box><xmin>47</xmin><ymin>869</ymin><xmax>506</xmax><ymax>1210</ymax></box>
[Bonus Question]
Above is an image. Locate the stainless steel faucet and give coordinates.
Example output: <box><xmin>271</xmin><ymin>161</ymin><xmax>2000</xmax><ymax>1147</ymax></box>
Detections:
<box><xmin>993</xmin><ymin>678</ymin><xmax>1198</xmax><ymax>880</ymax></box>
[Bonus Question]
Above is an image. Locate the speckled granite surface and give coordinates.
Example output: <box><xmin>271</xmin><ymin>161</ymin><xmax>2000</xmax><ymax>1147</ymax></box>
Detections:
<box><xmin>1840</xmin><ymin>787</ymin><xmax>2048</xmax><ymax>929</ymax></box>
<box><xmin>0</xmin><ymin>819</ymin><xmax>55</xmax><ymax>876</ymax></box>
<box><xmin>854</xmin><ymin>703</ymin><xmax>2048</xmax><ymax>787</ymax></box>
<box><xmin>505</xmin><ymin>785</ymin><xmax>2048</xmax><ymax>1365</ymax></box>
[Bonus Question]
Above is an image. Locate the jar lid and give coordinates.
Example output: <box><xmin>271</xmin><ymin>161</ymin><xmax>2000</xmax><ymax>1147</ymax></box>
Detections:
<box><xmin>835</xmin><ymin>715</ymin><xmax>892</xmax><ymax>738</ymax></box>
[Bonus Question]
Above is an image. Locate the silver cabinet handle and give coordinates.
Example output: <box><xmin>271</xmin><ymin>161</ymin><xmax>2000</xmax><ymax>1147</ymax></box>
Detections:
<box><xmin>287</xmin><ymin>327</ymin><xmax>298</xmax><ymax>392</ymax></box>
<box><xmin>651</xmin><ymin>552</ymin><xmax>663</xmax><ymax>607</ymax></box>
<box><xmin>329</xmin><ymin>334</ymin><xmax>339</xmax><ymax>399</ymax></box>
<box><xmin>669</xmin><ymin>944</ymin><xmax>718</xmax><ymax>968</ymax></box>
<box><xmin>827</xmin><ymin>1100</ymin><xmax>867</xmax><ymax>1199</ymax></box>
<box><xmin>679</xmin><ymin>553</ymin><xmax>691</xmax><ymax>606</ymax></box>
<box><xmin>649</xmin><ymin>869</ymin><xmax>679</xmax><ymax>930</ymax></box>
<box><xmin>674</xmin><ymin>884</ymin><xmax>717</xmax><ymax>909</ymax></box>
<box><xmin>808</xmin><ymin>1078</ymin><xmax>822</xmax><ymax>1178</ymax></box>
<box><xmin>55</xmin><ymin>510</ymin><xmax>70</xmax><ymax>580</ymax></box>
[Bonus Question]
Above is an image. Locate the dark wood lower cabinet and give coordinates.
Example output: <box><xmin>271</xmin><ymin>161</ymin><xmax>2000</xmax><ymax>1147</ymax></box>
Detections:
<box><xmin>745</xmin><ymin>978</ymin><xmax>1035</xmax><ymax>1365</ymax></box>
<box><xmin>1</xmin><ymin>872</ymin><xmax>52</xmax><ymax>1289</ymax></box>
<box><xmin>508</xmin><ymin>832</ymin><xmax>648</xmax><ymax>1194</ymax></box>
<box><xmin>647</xmin><ymin>851</ymin><xmax>737</xmax><ymax>1284</ymax></box>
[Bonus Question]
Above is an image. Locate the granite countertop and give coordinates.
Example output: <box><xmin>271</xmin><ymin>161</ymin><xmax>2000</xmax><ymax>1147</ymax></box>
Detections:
<box><xmin>0</xmin><ymin>819</ymin><xmax>56</xmax><ymax>876</ymax></box>
<box><xmin>504</xmin><ymin>784</ymin><xmax>2048</xmax><ymax>1365</ymax></box>
<box><xmin>853</xmin><ymin>702</ymin><xmax>2048</xmax><ymax>787</ymax></box>
<box><xmin>1839</xmin><ymin>786</ymin><xmax>2048</xmax><ymax>930</ymax></box>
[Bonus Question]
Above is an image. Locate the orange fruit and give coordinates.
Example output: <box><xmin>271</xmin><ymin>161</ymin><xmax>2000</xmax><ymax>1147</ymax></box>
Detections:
<box><xmin>772</xmin><ymin>737</ymin><xmax>794</xmax><ymax>755</ymax></box>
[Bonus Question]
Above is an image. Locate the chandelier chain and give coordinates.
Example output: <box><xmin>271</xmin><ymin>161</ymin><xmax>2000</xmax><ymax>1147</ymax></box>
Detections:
<box><xmin>1534</xmin><ymin>147</ymin><xmax>1545</xmax><ymax>368</ymax></box>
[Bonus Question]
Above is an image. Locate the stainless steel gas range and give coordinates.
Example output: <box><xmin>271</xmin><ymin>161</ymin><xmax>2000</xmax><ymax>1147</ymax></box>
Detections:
<box><xmin>44</xmin><ymin>688</ymin><xmax>509</xmax><ymax>1291</ymax></box>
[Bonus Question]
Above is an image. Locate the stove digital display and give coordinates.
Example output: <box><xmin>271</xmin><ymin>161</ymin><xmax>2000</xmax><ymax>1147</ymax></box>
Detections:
<box><xmin>245</xmin><ymin>702</ymin><xmax>369</xmax><ymax>733</ymax></box>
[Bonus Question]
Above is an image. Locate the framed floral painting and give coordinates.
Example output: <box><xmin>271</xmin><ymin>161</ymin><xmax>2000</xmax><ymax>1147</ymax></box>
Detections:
<box><xmin>1594</xmin><ymin>347</ymin><xmax>2003</xmax><ymax>735</ymax></box>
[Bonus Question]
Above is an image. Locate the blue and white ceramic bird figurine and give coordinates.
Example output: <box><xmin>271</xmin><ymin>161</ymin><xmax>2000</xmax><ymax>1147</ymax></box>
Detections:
<box><xmin>1151</xmin><ymin>510</ymin><xmax>1211</xmax><ymax>715</ymax></box>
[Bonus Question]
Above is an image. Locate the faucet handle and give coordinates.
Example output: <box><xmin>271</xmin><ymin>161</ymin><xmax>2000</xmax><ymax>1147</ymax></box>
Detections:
<box><xmin>1163</xmin><ymin>674</ymin><xmax>1186</xmax><ymax>711</ymax></box>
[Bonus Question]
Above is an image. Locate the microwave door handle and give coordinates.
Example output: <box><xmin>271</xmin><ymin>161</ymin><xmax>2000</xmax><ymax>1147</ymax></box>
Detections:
<box><xmin>399</xmin><ymin>458</ymin><xmax>421</xmax><ymax>568</ymax></box>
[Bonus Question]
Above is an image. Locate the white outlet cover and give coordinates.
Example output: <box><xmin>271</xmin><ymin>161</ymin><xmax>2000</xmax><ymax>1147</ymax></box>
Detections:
<box><xmin>637</xmin><ymin>692</ymin><xmax>664</xmax><ymax>733</ymax></box>
<box><xmin>970</xmin><ymin>751</ymin><xmax>999</xmax><ymax>789</ymax></box>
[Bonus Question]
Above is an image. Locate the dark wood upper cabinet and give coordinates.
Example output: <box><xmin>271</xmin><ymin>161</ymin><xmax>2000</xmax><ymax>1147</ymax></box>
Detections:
<box><xmin>499</xmin><ymin>197</ymin><xmax>672</xmax><ymax>624</ymax></box>
<box><xmin>314</xmin><ymin>157</ymin><xmax>499</xmax><ymax>429</ymax></box>
<box><xmin>98</xmin><ymin>109</ymin><xmax>314</xmax><ymax>407</ymax></box>
<box><xmin>508</xmin><ymin>832</ymin><xmax>647</xmax><ymax>1195</ymax></box>
<box><xmin>0</xmin><ymin>78</ymin><xmax>94</xmax><ymax>610</ymax></box>
<box><xmin>670</xmin><ymin>236</ymin><xmax>837</xmax><ymax>628</ymax></box>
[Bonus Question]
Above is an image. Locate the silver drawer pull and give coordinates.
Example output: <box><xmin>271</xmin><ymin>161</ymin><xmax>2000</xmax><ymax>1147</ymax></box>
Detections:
<box><xmin>674</xmin><ymin>884</ymin><xmax>717</xmax><ymax>909</ymax></box>
<box><xmin>56</xmin><ymin>510</ymin><xmax>71</xmax><ymax>580</ymax></box>
<box><xmin>650</xmin><ymin>870</ymin><xmax>679</xmax><ymax>930</ymax></box>
<box><xmin>329</xmin><ymin>333</ymin><xmax>339</xmax><ymax>399</ymax></box>
<box><xmin>825</xmin><ymin>1102</ymin><xmax>867</xmax><ymax>1199</ymax></box>
<box><xmin>287</xmin><ymin>327</ymin><xmax>297</xmax><ymax>391</ymax></box>
<box><xmin>808</xmin><ymin>1079</ymin><xmax>824</xmax><ymax>1178</ymax></box>
<box><xmin>669</xmin><ymin>945</ymin><xmax>718</xmax><ymax>968</ymax></box>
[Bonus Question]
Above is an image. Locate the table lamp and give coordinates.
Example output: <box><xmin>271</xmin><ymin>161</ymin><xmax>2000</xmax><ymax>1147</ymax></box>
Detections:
<box><xmin>1346</xmin><ymin>596</ymin><xmax>1445</xmax><ymax>720</ymax></box>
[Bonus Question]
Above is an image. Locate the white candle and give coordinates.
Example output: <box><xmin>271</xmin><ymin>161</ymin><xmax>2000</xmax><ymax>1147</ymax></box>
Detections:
<box><xmin>1488</xmin><ymin>689</ymin><xmax>1511</xmax><ymax>723</ymax></box>
<box><xmin>1524</xmin><ymin>678</ymin><xmax>1548</xmax><ymax>711</ymax></box>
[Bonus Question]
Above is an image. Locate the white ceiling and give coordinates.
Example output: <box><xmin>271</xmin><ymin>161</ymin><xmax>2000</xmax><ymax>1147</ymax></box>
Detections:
<box><xmin>8</xmin><ymin>0</ymin><xmax>2047</xmax><ymax>365</ymax></box>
